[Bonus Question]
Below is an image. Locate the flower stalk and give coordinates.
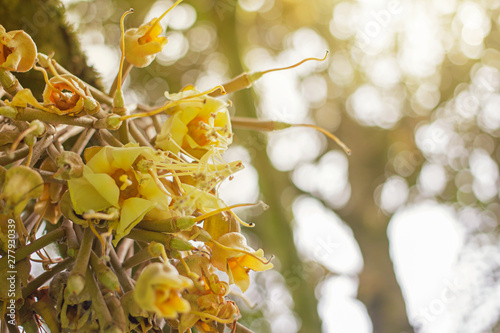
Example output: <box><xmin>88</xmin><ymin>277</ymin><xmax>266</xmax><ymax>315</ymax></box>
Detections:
<box><xmin>67</xmin><ymin>227</ymin><xmax>94</xmax><ymax>295</ymax></box>
<box><xmin>122</xmin><ymin>241</ymin><xmax>165</xmax><ymax>270</ymax></box>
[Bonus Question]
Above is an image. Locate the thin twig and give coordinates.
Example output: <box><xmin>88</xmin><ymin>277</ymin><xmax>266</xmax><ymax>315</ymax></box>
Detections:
<box><xmin>129</xmin><ymin>120</ymin><xmax>153</xmax><ymax>147</ymax></box>
<box><xmin>108</xmin><ymin>246</ymin><xmax>134</xmax><ymax>293</ymax></box>
<box><xmin>235</xmin><ymin>323</ymin><xmax>256</xmax><ymax>333</ymax></box>
<box><xmin>12</xmin><ymin>108</ymin><xmax>96</xmax><ymax>127</ymax></box>
<box><xmin>99</xmin><ymin>129</ymin><xmax>123</xmax><ymax>147</ymax></box>
<box><xmin>56</xmin><ymin>125</ymin><xmax>86</xmax><ymax>144</ymax></box>
<box><xmin>22</xmin><ymin>257</ymin><xmax>74</xmax><ymax>298</ymax></box>
<box><xmin>0</xmin><ymin>145</ymin><xmax>29</xmax><ymax>165</ymax></box>
<box><xmin>71</xmin><ymin>128</ymin><xmax>96</xmax><ymax>155</ymax></box>
<box><xmin>36</xmin><ymin>169</ymin><xmax>66</xmax><ymax>184</ymax></box>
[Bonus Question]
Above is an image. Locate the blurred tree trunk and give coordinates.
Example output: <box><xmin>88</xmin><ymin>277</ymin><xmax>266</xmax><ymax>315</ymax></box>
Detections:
<box><xmin>336</xmin><ymin>116</ymin><xmax>415</xmax><ymax>333</ymax></box>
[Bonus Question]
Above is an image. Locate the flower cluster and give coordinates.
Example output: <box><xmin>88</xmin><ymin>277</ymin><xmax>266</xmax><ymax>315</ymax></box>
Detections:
<box><xmin>0</xmin><ymin>2</ymin><xmax>347</xmax><ymax>332</ymax></box>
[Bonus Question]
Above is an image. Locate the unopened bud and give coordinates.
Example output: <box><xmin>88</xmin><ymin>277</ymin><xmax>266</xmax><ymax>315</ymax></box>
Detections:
<box><xmin>106</xmin><ymin>114</ymin><xmax>122</xmax><ymax>130</ymax></box>
<box><xmin>0</xmin><ymin>105</ymin><xmax>17</xmax><ymax>118</ymax></box>
<box><xmin>83</xmin><ymin>96</ymin><xmax>100</xmax><ymax>115</ymax></box>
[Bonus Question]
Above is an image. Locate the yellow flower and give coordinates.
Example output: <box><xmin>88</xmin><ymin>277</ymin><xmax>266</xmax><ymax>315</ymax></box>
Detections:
<box><xmin>42</xmin><ymin>74</ymin><xmax>98</xmax><ymax>116</ymax></box>
<box><xmin>124</xmin><ymin>19</ymin><xmax>167</xmax><ymax>68</ymax></box>
<box><xmin>134</xmin><ymin>262</ymin><xmax>192</xmax><ymax>319</ymax></box>
<box><xmin>66</xmin><ymin>144</ymin><xmax>172</xmax><ymax>244</ymax></box>
<box><xmin>8</xmin><ymin>75</ymin><xmax>99</xmax><ymax>116</ymax></box>
<box><xmin>0</xmin><ymin>25</ymin><xmax>36</xmax><ymax>72</ymax></box>
<box><xmin>156</xmin><ymin>87</ymin><xmax>232</xmax><ymax>159</ymax></box>
<box><xmin>211</xmin><ymin>232</ymin><xmax>273</xmax><ymax>292</ymax></box>
<box><xmin>124</xmin><ymin>0</ymin><xmax>182</xmax><ymax>67</ymax></box>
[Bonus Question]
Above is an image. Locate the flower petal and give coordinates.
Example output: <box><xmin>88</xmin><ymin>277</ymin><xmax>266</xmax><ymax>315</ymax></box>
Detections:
<box><xmin>229</xmin><ymin>260</ymin><xmax>250</xmax><ymax>292</ymax></box>
<box><xmin>83</xmin><ymin>167</ymin><xmax>120</xmax><ymax>208</ymax></box>
<box><xmin>114</xmin><ymin>197</ymin><xmax>155</xmax><ymax>245</ymax></box>
<box><xmin>67</xmin><ymin>167</ymin><xmax>119</xmax><ymax>214</ymax></box>
<box><xmin>111</xmin><ymin>146</ymin><xmax>149</xmax><ymax>171</ymax></box>
<box><xmin>238</xmin><ymin>249</ymin><xmax>274</xmax><ymax>272</ymax></box>
<box><xmin>85</xmin><ymin>147</ymin><xmax>113</xmax><ymax>174</ymax></box>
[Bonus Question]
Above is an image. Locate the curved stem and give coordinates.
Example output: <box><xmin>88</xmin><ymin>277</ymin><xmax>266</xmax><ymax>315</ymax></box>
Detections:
<box><xmin>67</xmin><ymin>227</ymin><xmax>94</xmax><ymax>295</ymax></box>
<box><xmin>22</xmin><ymin>257</ymin><xmax>74</xmax><ymax>298</ymax></box>
<box><xmin>108</xmin><ymin>247</ymin><xmax>134</xmax><ymax>293</ymax></box>
<box><xmin>121</xmin><ymin>242</ymin><xmax>164</xmax><ymax>270</ymax></box>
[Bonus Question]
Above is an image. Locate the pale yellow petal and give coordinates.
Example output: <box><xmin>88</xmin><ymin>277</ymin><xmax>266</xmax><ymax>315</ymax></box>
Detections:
<box><xmin>83</xmin><ymin>167</ymin><xmax>120</xmax><ymax>208</ymax></box>
<box><xmin>8</xmin><ymin>89</ymin><xmax>51</xmax><ymax>112</ymax></box>
<box><xmin>86</xmin><ymin>146</ymin><xmax>113</xmax><ymax>174</ymax></box>
<box><xmin>229</xmin><ymin>261</ymin><xmax>251</xmax><ymax>292</ymax></box>
<box><xmin>110</xmin><ymin>146</ymin><xmax>147</xmax><ymax>171</ymax></box>
<box><xmin>238</xmin><ymin>249</ymin><xmax>274</xmax><ymax>272</ymax></box>
<box><xmin>113</xmin><ymin>197</ymin><xmax>155</xmax><ymax>245</ymax></box>
<box><xmin>67</xmin><ymin>167</ymin><xmax>118</xmax><ymax>214</ymax></box>
<box><xmin>138</xmin><ymin>175</ymin><xmax>171</xmax><ymax>210</ymax></box>
<box><xmin>156</xmin><ymin>114</ymin><xmax>188</xmax><ymax>153</ymax></box>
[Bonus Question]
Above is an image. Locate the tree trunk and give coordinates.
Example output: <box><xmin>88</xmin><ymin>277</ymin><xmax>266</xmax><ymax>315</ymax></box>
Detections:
<box><xmin>336</xmin><ymin>115</ymin><xmax>415</xmax><ymax>333</ymax></box>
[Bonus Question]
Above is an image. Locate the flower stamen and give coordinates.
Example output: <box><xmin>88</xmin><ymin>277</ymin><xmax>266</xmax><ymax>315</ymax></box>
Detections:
<box><xmin>194</xmin><ymin>202</ymin><xmax>266</xmax><ymax>223</ymax></box>
<box><xmin>119</xmin><ymin>85</ymin><xmax>226</xmax><ymax>121</ymax></box>
<box><xmin>119</xmin><ymin>174</ymin><xmax>133</xmax><ymax>191</ymax></box>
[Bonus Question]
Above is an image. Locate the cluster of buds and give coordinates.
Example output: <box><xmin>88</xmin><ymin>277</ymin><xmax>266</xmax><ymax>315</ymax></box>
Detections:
<box><xmin>0</xmin><ymin>1</ymin><xmax>349</xmax><ymax>332</ymax></box>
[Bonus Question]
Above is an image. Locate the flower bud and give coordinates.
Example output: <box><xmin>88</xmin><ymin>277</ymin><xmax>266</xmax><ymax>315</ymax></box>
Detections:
<box><xmin>0</xmin><ymin>105</ymin><xmax>17</xmax><ymax>118</ymax></box>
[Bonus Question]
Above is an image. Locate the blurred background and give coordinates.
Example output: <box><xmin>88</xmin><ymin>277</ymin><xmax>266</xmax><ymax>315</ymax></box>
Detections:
<box><xmin>3</xmin><ymin>0</ymin><xmax>500</xmax><ymax>332</ymax></box>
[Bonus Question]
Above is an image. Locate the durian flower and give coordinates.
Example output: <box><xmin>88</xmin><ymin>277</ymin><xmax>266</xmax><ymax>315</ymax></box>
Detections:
<box><xmin>134</xmin><ymin>262</ymin><xmax>192</xmax><ymax>319</ymax></box>
<box><xmin>0</xmin><ymin>25</ymin><xmax>36</xmax><ymax>72</ymax></box>
<box><xmin>42</xmin><ymin>74</ymin><xmax>98</xmax><ymax>116</ymax></box>
<box><xmin>124</xmin><ymin>20</ymin><xmax>167</xmax><ymax>68</ymax></box>
<box><xmin>8</xmin><ymin>75</ymin><xmax>99</xmax><ymax>116</ymax></box>
<box><xmin>66</xmin><ymin>144</ymin><xmax>172</xmax><ymax>245</ymax></box>
<box><xmin>124</xmin><ymin>0</ymin><xmax>182</xmax><ymax>67</ymax></box>
<box><xmin>211</xmin><ymin>232</ymin><xmax>273</xmax><ymax>292</ymax></box>
<box><xmin>174</xmin><ymin>254</ymin><xmax>239</xmax><ymax>332</ymax></box>
<box><xmin>156</xmin><ymin>87</ymin><xmax>232</xmax><ymax>159</ymax></box>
